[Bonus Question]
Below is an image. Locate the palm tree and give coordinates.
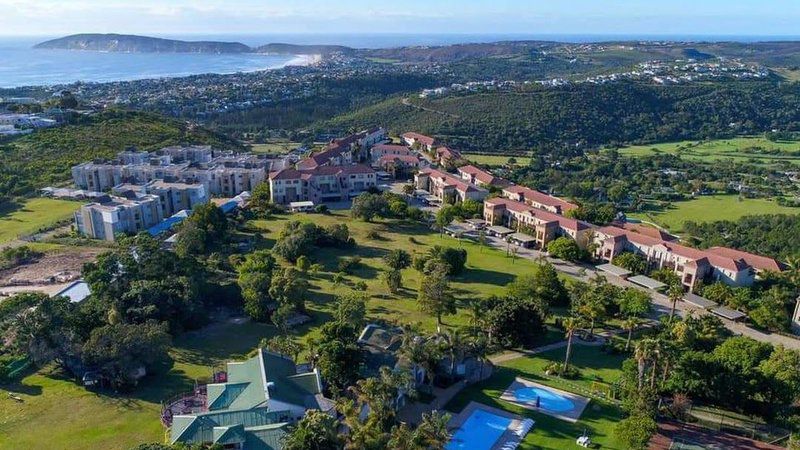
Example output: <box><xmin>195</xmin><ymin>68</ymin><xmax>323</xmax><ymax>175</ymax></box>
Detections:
<box><xmin>416</xmin><ymin>411</ymin><xmax>452</xmax><ymax>449</ymax></box>
<box><xmin>667</xmin><ymin>284</ymin><xmax>684</xmax><ymax>321</ymax></box>
<box><xmin>468</xmin><ymin>334</ymin><xmax>490</xmax><ymax>381</ymax></box>
<box><xmin>441</xmin><ymin>328</ymin><xmax>465</xmax><ymax>377</ymax></box>
<box><xmin>563</xmin><ymin>317</ymin><xmax>582</xmax><ymax>371</ymax></box>
<box><xmin>623</xmin><ymin>316</ymin><xmax>640</xmax><ymax>351</ymax></box>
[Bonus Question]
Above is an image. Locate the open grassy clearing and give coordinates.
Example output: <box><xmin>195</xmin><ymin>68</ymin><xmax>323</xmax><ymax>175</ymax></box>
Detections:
<box><xmin>463</xmin><ymin>153</ymin><xmax>532</xmax><ymax>167</ymax></box>
<box><xmin>628</xmin><ymin>195</ymin><xmax>800</xmax><ymax>232</ymax></box>
<box><xmin>446</xmin><ymin>345</ymin><xmax>626</xmax><ymax>450</ymax></box>
<box><xmin>248</xmin><ymin>140</ymin><xmax>302</xmax><ymax>155</ymax></box>
<box><xmin>0</xmin><ymin>198</ymin><xmax>81</xmax><ymax>244</ymax></box>
<box><xmin>615</xmin><ymin>137</ymin><xmax>800</xmax><ymax>166</ymax></box>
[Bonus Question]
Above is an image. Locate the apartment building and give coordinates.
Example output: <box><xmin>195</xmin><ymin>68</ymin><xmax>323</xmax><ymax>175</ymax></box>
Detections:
<box><xmin>484</xmin><ymin>197</ymin><xmax>592</xmax><ymax>249</ymax></box>
<box><xmin>434</xmin><ymin>146</ymin><xmax>462</xmax><ymax>166</ymax></box>
<box><xmin>74</xmin><ymin>193</ymin><xmax>164</xmax><ymax>242</ymax></box>
<box><xmin>113</xmin><ymin>180</ymin><xmax>208</xmax><ymax>217</ymax></box>
<box><xmin>71</xmin><ymin>161</ymin><xmax>126</xmax><ymax>192</ymax></box>
<box><xmin>299</xmin><ymin>128</ymin><xmax>388</xmax><ymax>170</ymax></box>
<box><xmin>402</xmin><ymin>132</ymin><xmax>436</xmax><ymax>151</ymax></box>
<box><xmin>592</xmin><ymin>225</ymin><xmax>767</xmax><ymax>290</ymax></box>
<box><xmin>457</xmin><ymin>165</ymin><xmax>510</xmax><ymax>188</ymax></box>
<box><xmin>501</xmin><ymin>185</ymin><xmax>579</xmax><ymax>215</ymax></box>
<box><xmin>414</xmin><ymin>167</ymin><xmax>488</xmax><ymax>203</ymax></box>
<box><xmin>269</xmin><ymin>164</ymin><xmax>377</xmax><ymax>204</ymax></box>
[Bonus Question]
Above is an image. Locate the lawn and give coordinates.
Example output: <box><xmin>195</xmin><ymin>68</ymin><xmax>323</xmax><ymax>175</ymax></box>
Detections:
<box><xmin>463</xmin><ymin>153</ymin><xmax>531</xmax><ymax>167</ymax></box>
<box><xmin>248</xmin><ymin>140</ymin><xmax>302</xmax><ymax>155</ymax></box>
<box><xmin>0</xmin><ymin>198</ymin><xmax>81</xmax><ymax>244</ymax></box>
<box><xmin>0</xmin><ymin>318</ymin><xmax>278</xmax><ymax>450</ymax></box>
<box><xmin>615</xmin><ymin>137</ymin><xmax>800</xmax><ymax>167</ymax></box>
<box><xmin>251</xmin><ymin>211</ymin><xmax>571</xmax><ymax>336</ymax></box>
<box><xmin>628</xmin><ymin>195</ymin><xmax>800</xmax><ymax>232</ymax></box>
<box><xmin>445</xmin><ymin>345</ymin><xmax>627</xmax><ymax>449</ymax></box>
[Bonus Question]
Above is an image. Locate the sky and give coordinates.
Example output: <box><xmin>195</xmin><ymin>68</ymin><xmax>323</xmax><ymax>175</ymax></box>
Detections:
<box><xmin>2</xmin><ymin>0</ymin><xmax>800</xmax><ymax>38</ymax></box>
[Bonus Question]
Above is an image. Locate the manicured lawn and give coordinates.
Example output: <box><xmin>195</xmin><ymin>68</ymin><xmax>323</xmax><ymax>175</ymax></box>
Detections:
<box><xmin>615</xmin><ymin>137</ymin><xmax>800</xmax><ymax>167</ymax></box>
<box><xmin>628</xmin><ymin>195</ymin><xmax>800</xmax><ymax>232</ymax></box>
<box><xmin>0</xmin><ymin>318</ymin><xmax>277</xmax><ymax>450</ymax></box>
<box><xmin>252</xmin><ymin>211</ymin><xmax>571</xmax><ymax>335</ymax></box>
<box><xmin>446</xmin><ymin>345</ymin><xmax>627</xmax><ymax>449</ymax></box>
<box><xmin>463</xmin><ymin>153</ymin><xmax>531</xmax><ymax>167</ymax></box>
<box><xmin>0</xmin><ymin>198</ymin><xmax>81</xmax><ymax>244</ymax></box>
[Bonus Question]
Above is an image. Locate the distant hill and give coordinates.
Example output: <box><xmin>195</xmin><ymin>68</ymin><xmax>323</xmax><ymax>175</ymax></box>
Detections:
<box><xmin>34</xmin><ymin>33</ymin><xmax>251</xmax><ymax>54</ymax></box>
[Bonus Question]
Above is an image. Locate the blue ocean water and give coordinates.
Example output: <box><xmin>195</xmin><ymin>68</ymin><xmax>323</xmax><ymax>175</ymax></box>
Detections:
<box><xmin>1</xmin><ymin>33</ymin><xmax>798</xmax><ymax>88</ymax></box>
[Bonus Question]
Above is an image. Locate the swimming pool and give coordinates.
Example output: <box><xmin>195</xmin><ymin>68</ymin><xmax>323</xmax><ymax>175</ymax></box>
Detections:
<box><xmin>513</xmin><ymin>386</ymin><xmax>575</xmax><ymax>412</ymax></box>
<box><xmin>446</xmin><ymin>409</ymin><xmax>512</xmax><ymax>450</ymax></box>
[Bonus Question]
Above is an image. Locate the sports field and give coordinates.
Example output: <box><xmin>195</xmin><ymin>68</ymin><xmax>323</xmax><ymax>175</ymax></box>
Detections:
<box><xmin>0</xmin><ymin>198</ymin><xmax>81</xmax><ymax>244</ymax></box>
<box><xmin>615</xmin><ymin>137</ymin><xmax>800</xmax><ymax>166</ymax></box>
<box><xmin>628</xmin><ymin>195</ymin><xmax>800</xmax><ymax>232</ymax></box>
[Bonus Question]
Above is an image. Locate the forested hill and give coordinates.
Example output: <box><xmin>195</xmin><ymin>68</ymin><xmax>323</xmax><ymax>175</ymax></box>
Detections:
<box><xmin>0</xmin><ymin>110</ymin><xmax>241</xmax><ymax>204</ymax></box>
<box><xmin>34</xmin><ymin>34</ymin><xmax>251</xmax><ymax>53</ymax></box>
<box><xmin>322</xmin><ymin>81</ymin><xmax>800</xmax><ymax>153</ymax></box>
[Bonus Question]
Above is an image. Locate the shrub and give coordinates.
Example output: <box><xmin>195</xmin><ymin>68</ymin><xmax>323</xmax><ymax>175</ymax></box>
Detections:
<box><xmin>314</xmin><ymin>204</ymin><xmax>329</xmax><ymax>214</ymax></box>
<box><xmin>612</xmin><ymin>252</ymin><xmax>648</xmax><ymax>274</ymax></box>
<box><xmin>544</xmin><ymin>361</ymin><xmax>581</xmax><ymax>379</ymax></box>
<box><xmin>337</xmin><ymin>256</ymin><xmax>362</xmax><ymax>274</ymax></box>
<box><xmin>546</xmin><ymin>237</ymin><xmax>582</xmax><ymax>262</ymax></box>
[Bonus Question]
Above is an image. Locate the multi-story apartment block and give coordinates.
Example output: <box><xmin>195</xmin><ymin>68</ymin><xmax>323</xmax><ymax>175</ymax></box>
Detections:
<box><xmin>434</xmin><ymin>146</ymin><xmax>462</xmax><ymax>166</ymax></box>
<box><xmin>113</xmin><ymin>180</ymin><xmax>208</xmax><ymax>217</ymax></box>
<box><xmin>401</xmin><ymin>132</ymin><xmax>436</xmax><ymax>151</ymax></box>
<box><xmin>299</xmin><ymin>128</ymin><xmax>388</xmax><ymax>170</ymax></box>
<box><xmin>501</xmin><ymin>185</ymin><xmax>578</xmax><ymax>215</ymax></box>
<box><xmin>157</xmin><ymin>145</ymin><xmax>214</xmax><ymax>164</ymax></box>
<box><xmin>484</xmin><ymin>197</ymin><xmax>592</xmax><ymax>249</ymax></box>
<box><xmin>414</xmin><ymin>168</ymin><xmax>488</xmax><ymax>203</ymax></box>
<box><xmin>457</xmin><ymin>165</ymin><xmax>510</xmax><ymax>188</ymax></box>
<box><xmin>71</xmin><ymin>161</ymin><xmax>125</xmax><ymax>192</ymax></box>
<box><xmin>592</xmin><ymin>225</ymin><xmax>770</xmax><ymax>291</ymax></box>
<box><xmin>269</xmin><ymin>165</ymin><xmax>377</xmax><ymax>204</ymax></box>
<box><xmin>74</xmin><ymin>193</ymin><xmax>164</xmax><ymax>242</ymax></box>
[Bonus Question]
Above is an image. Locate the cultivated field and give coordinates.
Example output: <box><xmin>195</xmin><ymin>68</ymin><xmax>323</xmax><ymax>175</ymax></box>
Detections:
<box><xmin>628</xmin><ymin>195</ymin><xmax>800</xmax><ymax>232</ymax></box>
<box><xmin>0</xmin><ymin>199</ymin><xmax>81</xmax><ymax>244</ymax></box>
<box><xmin>615</xmin><ymin>137</ymin><xmax>800</xmax><ymax>166</ymax></box>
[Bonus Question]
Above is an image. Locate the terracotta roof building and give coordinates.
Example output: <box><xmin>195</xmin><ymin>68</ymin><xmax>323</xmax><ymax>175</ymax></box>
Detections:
<box><xmin>501</xmin><ymin>185</ymin><xmax>578</xmax><ymax>215</ymax></box>
<box><xmin>484</xmin><ymin>197</ymin><xmax>592</xmax><ymax>250</ymax></box>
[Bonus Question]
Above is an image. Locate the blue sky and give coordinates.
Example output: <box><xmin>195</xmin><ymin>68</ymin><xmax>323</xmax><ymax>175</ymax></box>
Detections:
<box><xmin>1</xmin><ymin>0</ymin><xmax>799</xmax><ymax>37</ymax></box>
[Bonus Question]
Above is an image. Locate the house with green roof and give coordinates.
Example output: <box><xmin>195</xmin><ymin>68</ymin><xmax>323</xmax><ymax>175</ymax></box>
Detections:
<box><xmin>168</xmin><ymin>348</ymin><xmax>333</xmax><ymax>450</ymax></box>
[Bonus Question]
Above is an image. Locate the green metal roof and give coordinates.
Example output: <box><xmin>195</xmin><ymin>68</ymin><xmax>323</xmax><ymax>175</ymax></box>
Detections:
<box><xmin>213</xmin><ymin>424</ymin><xmax>247</xmax><ymax>445</ymax></box>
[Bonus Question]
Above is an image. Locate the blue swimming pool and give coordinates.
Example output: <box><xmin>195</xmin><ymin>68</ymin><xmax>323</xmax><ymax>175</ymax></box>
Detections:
<box><xmin>513</xmin><ymin>386</ymin><xmax>575</xmax><ymax>412</ymax></box>
<box><xmin>446</xmin><ymin>408</ymin><xmax>512</xmax><ymax>450</ymax></box>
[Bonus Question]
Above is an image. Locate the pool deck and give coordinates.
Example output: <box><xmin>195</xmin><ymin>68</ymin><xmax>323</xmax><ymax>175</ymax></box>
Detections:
<box><xmin>500</xmin><ymin>378</ymin><xmax>590</xmax><ymax>423</ymax></box>
<box><xmin>448</xmin><ymin>401</ymin><xmax>534</xmax><ymax>450</ymax></box>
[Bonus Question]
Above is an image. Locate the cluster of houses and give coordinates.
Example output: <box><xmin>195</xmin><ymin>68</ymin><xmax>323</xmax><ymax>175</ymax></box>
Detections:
<box><xmin>402</xmin><ymin>136</ymin><xmax>783</xmax><ymax>294</ymax></box>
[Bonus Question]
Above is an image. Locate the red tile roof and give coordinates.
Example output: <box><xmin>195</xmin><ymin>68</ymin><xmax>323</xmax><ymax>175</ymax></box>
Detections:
<box><xmin>485</xmin><ymin>197</ymin><xmax>589</xmax><ymax>232</ymax></box>
<box><xmin>378</xmin><ymin>155</ymin><xmax>420</xmax><ymax>165</ymax></box>
<box><xmin>402</xmin><ymin>132</ymin><xmax>435</xmax><ymax>147</ymax></box>
<box><xmin>611</xmin><ymin>221</ymin><xmax>677</xmax><ymax>241</ymax></box>
<box><xmin>457</xmin><ymin>165</ymin><xmax>508</xmax><ymax>186</ymax></box>
<box><xmin>372</xmin><ymin>144</ymin><xmax>414</xmax><ymax>154</ymax></box>
<box><xmin>418</xmin><ymin>167</ymin><xmax>485</xmax><ymax>195</ymax></box>
<box><xmin>705</xmin><ymin>247</ymin><xmax>783</xmax><ymax>272</ymax></box>
<box><xmin>270</xmin><ymin>164</ymin><xmax>375</xmax><ymax>180</ymax></box>
<box><xmin>436</xmin><ymin>146</ymin><xmax>462</xmax><ymax>161</ymax></box>
<box><xmin>597</xmin><ymin>225</ymin><xmax>751</xmax><ymax>272</ymax></box>
<box><xmin>502</xmin><ymin>185</ymin><xmax>578</xmax><ymax>212</ymax></box>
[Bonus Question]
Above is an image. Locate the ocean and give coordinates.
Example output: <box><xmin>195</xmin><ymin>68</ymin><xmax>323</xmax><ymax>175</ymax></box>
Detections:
<box><xmin>2</xmin><ymin>33</ymin><xmax>799</xmax><ymax>88</ymax></box>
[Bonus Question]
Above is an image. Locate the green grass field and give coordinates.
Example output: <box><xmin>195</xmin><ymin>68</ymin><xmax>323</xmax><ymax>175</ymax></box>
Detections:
<box><xmin>463</xmin><ymin>153</ymin><xmax>532</xmax><ymax>167</ymax></box>
<box><xmin>615</xmin><ymin>137</ymin><xmax>800</xmax><ymax>166</ymax></box>
<box><xmin>248</xmin><ymin>140</ymin><xmax>302</xmax><ymax>155</ymax></box>
<box><xmin>628</xmin><ymin>195</ymin><xmax>800</xmax><ymax>232</ymax></box>
<box><xmin>446</xmin><ymin>345</ymin><xmax>626</xmax><ymax>449</ymax></box>
<box><xmin>0</xmin><ymin>198</ymin><xmax>81</xmax><ymax>244</ymax></box>
<box><xmin>1</xmin><ymin>211</ymin><xmax>574</xmax><ymax>449</ymax></box>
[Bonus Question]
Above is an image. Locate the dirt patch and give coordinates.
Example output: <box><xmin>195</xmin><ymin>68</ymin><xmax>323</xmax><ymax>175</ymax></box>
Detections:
<box><xmin>0</xmin><ymin>247</ymin><xmax>102</xmax><ymax>287</ymax></box>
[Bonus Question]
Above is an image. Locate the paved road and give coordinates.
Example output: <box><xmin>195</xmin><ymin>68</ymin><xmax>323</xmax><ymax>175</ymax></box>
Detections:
<box><xmin>479</xmin><ymin>233</ymin><xmax>800</xmax><ymax>351</ymax></box>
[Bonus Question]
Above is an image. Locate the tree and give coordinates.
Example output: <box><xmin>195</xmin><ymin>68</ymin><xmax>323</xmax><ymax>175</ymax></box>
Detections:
<box><xmin>351</xmin><ymin>192</ymin><xmax>388</xmax><ymax>222</ymax></box>
<box><xmin>383</xmin><ymin>269</ymin><xmax>402</xmax><ymax>293</ymax></box>
<box><xmin>618</xmin><ymin>288</ymin><xmax>652</xmax><ymax>349</ymax></box>
<box><xmin>402</xmin><ymin>183</ymin><xmax>415</xmax><ymax>197</ymax></box>
<box><xmin>614</xmin><ymin>414</ymin><xmax>657</xmax><ymax>450</ymax></box>
<box><xmin>546</xmin><ymin>237</ymin><xmax>582</xmax><ymax>262</ymax></box>
<box><xmin>759</xmin><ymin>345</ymin><xmax>800</xmax><ymax>405</ymax></box>
<box><xmin>508</xmin><ymin>262</ymin><xmax>568</xmax><ymax>311</ymax></box>
<box><xmin>417</xmin><ymin>263</ymin><xmax>456</xmax><ymax>330</ymax></box>
<box><xmin>749</xmin><ymin>287</ymin><xmax>790</xmax><ymax>332</ymax></box>
<box><xmin>667</xmin><ymin>284</ymin><xmax>683</xmax><ymax>321</ymax></box>
<box><xmin>283</xmin><ymin>409</ymin><xmax>343</xmax><ymax>450</ymax></box>
<box><xmin>478</xmin><ymin>295</ymin><xmax>546</xmax><ymax>348</ymax></box>
<box><xmin>384</xmin><ymin>249</ymin><xmax>411</xmax><ymax>271</ymax></box>
<box><xmin>262</xmin><ymin>335</ymin><xmax>305</xmax><ymax>363</ymax></box>
<box><xmin>563</xmin><ymin>317</ymin><xmax>583</xmax><ymax>370</ymax></box>
<box><xmin>332</xmin><ymin>292</ymin><xmax>367</xmax><ymax>330</ymax></box>
<box><xmin>426</xmin><ymin>246</ymin><xmax>467</xmax><ymax>276</ymax></box>
<box><xmin>269</xmin><ymin>267</ymin><xmax>309</xmax><ymax>314</ymax></box>
<box><xmin>296</xmin><ymin>255</ymin><xmax>311</xmax><ymax>273</ymax></box>
<box><xmin>249</xmin><ymin>182</ymin><xmax>276</xmax><ymax>217</ymax></box>
<box><xmin>237</xmin><ymin>250</ymin><xmax>277</xmax><ymax>322</ymax></box>
<box><xmin>82</xmin><ymin>321</ymin><xmax>171</xmax><ymax>389</ymax></box>
<box><xmin>573</xmin><ymin>288</ymin><xmax>606</xmax><ymax>338</ymax></box>
<box><xmin>612</xmin><ymin>252</ymin><xmax>647</xmax><ymax>274</ymax></box>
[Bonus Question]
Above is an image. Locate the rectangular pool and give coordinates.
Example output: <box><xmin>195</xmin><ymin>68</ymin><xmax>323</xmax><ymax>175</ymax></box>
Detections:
<box><xmin>446</xmin><ymin>408</ymin><xmax>512</xmax><ymax>450</ymax></box>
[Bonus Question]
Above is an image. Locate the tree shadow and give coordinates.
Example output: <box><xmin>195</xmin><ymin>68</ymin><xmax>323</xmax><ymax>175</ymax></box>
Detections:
<box><xmin>456</xmin><ymin>267</ymin><xmax>515</xmax><ymax>286</ymax></box>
